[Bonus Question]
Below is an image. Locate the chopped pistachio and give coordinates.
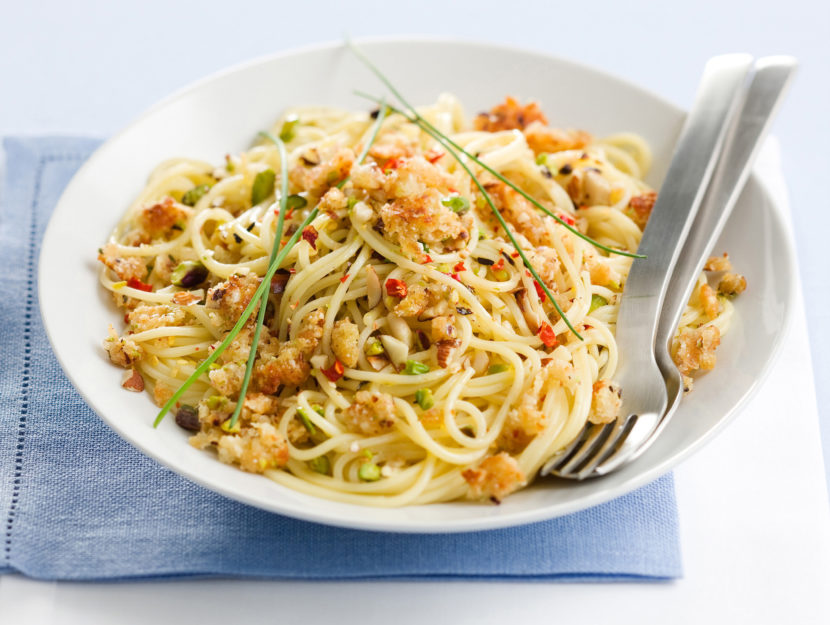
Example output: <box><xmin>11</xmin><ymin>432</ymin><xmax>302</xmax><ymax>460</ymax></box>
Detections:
<box><xmin>441</xmin><ymin>194</ymin><xmax>470</xmax><ymax>215</ymax></box>
<box><xmin>309</xmin><ymin>455</ymin><xmax>330</xmax><ymax>475</ymax></box>
<box><xmin>220</xmin><ymin>418</ymin><xmax>240</xmax><ymax>433</ymax></box>
<box><xmin>181</xmin><ymin>184</ymin><xmax>210</xmax><ymax>207</ymax></box>
<box><xmin>285</xmin><ymin>194</ymin><xmax>307</xmax><ymax>211</ymax></box>
<box><xmin>364</xmin><ymin>337</ymin><xmax>384</xmax><ymax>356</ymax></box>
<box><xmin>487</xmin><ymin>364</ymin><xmax>510</xmax><ymax>375</ymax></box>
<box><xmin>589</xmin><ymin>294</ymin><xmax>608</xmax><ymax>313</ymax></box>
<box><xmin>279</xmin><ymin>115</ymin><xmax>300</xmax><ymax>142</ymax></box>
<box><xmin>414</xmin><ymin>388</ymin><xmax>434</xmax><ymax>410</ymax></box>
<box><xmin>403</xmin><ymin>360</ymin><xmax>430</xmax><ymax>375</ymax></box>
<box><xmin>312</xmin><ymin>404</ymin><xmax>325</xmax><ymax>417</ymax></box>
<box><xmin>251</xmin><ymin>169</ymin><xmax>276</xmax><ymax>206</ymax></box>
<box><xmin>297</xmin><ymin>407</ymin><xmax>316</xmax><ymax>435</ymax></box>
<box><xmin>358</xmin><ymin>462</ymin><xmax>382</xmax><ymax>482</ymax></box>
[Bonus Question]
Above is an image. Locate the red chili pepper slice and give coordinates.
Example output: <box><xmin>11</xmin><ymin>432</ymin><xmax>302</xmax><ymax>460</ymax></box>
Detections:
<box><xmin>453</xmin><ymin>261</ymin><xmax>466</xmax><ymax>272</ymax></box>
<box><xmin>538</xmin><ymin>323</ymin><xmax>558</xmax><ymax>348</ymax></box>
<box><xmin>321</xmin><ymin>359</ymin><xmax>344</xmax><ymax>382</ymax></box>
<box><xmin>557</xmin><ymin>212</ymin><xmax>576</xmax><ymax>226</ymax></box>
<box><xmin>385</xmin><ymin>278</ymin><xmax>408</xmax><ymax>298</ymax></box>
<box><xmin>534</xmin><ymin>280</ymin><xmax>546</xmax><ymax>299</ymax></box>
<box><xmin>126</xmin><ymin>277</ymin><xmax>153</xmax><ymax>292</ymax></box>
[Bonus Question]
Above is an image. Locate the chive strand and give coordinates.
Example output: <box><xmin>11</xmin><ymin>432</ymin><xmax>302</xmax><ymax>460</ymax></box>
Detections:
<box><xmin>154</xmin><ymin>101</ymin><xmax>389</xmax><ymax>427</ymax></box>
<box><xmin>409</xmin><ymin>118</ymin><xmax>583</xmax><ymax>339</ymax></box>
<box><xmin>153</xmin><ymin>208</ymin><xmax>318</xmax><ymax>427</ymax></box>
<box><xmin>227</xmin><ymin>134</ymin><xmax>290</xmax><ymax>429</ymax></box>
<box><xmin>355</xmin><ymin>90</ymin><xmax>644</xmax><ymax>261</ymax></box>
<box><xmin>344</xmin><ymin>42</ymin><xmax>580</xmax><ymax>336</ymax></box>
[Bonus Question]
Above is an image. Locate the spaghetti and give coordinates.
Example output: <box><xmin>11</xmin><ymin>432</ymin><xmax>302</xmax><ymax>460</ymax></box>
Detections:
<box><xmin>98</xmin><ymin>94</ymin><xmax>745</xmax><ymax>505</ymax></box>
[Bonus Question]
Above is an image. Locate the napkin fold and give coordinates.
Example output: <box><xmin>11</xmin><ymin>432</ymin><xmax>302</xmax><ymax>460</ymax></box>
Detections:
<box><xmin>0</xmin><ymin>136</ymin><xmax>681</xmax><ymax>582</ymax></box>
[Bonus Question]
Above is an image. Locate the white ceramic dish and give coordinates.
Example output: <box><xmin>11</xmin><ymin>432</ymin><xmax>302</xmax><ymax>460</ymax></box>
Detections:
<box><xmin>38</xmin><ymin>38</ymin><xmax>795</xmax><ymax>533</ymax></box>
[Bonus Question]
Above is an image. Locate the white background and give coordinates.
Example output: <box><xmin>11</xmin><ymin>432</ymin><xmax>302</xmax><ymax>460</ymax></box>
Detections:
<box><xmin>1</xmin><ymin>1</ymin><xmax>829</xmax><ymax>622</ymax></box>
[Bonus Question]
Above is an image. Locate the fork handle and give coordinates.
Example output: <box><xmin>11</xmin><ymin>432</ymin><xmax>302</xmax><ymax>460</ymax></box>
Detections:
<box><xmin>655</xmin><ymin>57</ymin><xmax>798</xmax><ymax>365</ymax></box>
<box><xmin>615</xmin><ymin>55</ymin><xmax>751</xmax><ymax>360</ymax></box>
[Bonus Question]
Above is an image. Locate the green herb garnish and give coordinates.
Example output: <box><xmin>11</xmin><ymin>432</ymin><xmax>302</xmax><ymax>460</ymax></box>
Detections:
<box><xmin>251</xmin><ymin>169</ymin><xmax>276</xmax><ymax>206</ymax></box>
<box><xmin>153</xmin><ymin>100</ymin><xmax>388</xmax><ymax>428</ymax></box>
<box><xmin>487</xmin><ymin>364</ymin><xmax>510</xmax><ymax>375</ymax></box>
<box><xmin>181</xmin><ymin>184</ymin><xmax>210</xmax><ymax>207</ymax></box>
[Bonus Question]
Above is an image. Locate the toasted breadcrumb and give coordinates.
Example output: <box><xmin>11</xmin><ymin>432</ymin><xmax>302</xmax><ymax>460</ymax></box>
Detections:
<box><xmin>342</xmin><ymin>390</ymin><xmax>397</xmax><ymax>435</ymax></box>
<box><xmin>137</xmin><ymin>197</ymin><xmax>190</xmax><ymax>238</ymax></box>
<box><xmin>98</xmin><ymin>243</ymin><xmax>148</xmax><ymax>282</ymax></box>
<box><xmin>331</xmin><ymin>319</ymin><xmax>360</xmax><ymax>368</ymax></box>
<box><xmin>698</xmin><ymin>283</ymin><xmax>720</xmax><ymax>319</ymax></box>
<box><xmin>104</xmin><ymin>325</ymin><xmax>143</xmax><ymax>367</ymax></box>
<box><xmin>718</xmin><ymin>272</ymin><xmax>746</xmax><ymax>296</ymax></box>
<box><xmin>127</xmin><ymin>304</ymin><xmax>186</xmax><ymax>333</ymax></box>
<box><xmin>627</xmin><ymin>191</ymin><xmax>657</xmax><ymax>230</ymax></box>
<box><xmin>672</xmin><ymin>325</ymin><xmax>721</xmax><ymax>391</ymax></box>
<box><xmin>589</xmin><ymin>380</ymin><xmax>622</xmax><ymax>425</ymax></box>
<box><xmin>462</xmin><ymin>452</ymin><xmax>526</xmax><ymax>503</ymax></box>
<box><xmin>205</xmin><ymin>273</ymin><xmax>261</xmax><ymax>329</ymax></box>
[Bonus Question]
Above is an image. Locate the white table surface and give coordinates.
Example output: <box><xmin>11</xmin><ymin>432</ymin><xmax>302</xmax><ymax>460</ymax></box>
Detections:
<box><xmin>2</xmin><ymin>1</ymin><xmax>829</xmax><ymax>622</ymax></box>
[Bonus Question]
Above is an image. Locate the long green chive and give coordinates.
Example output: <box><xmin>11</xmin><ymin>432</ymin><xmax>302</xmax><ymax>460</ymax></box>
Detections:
<box><xmin>225</xmin><ymin>135</ymin><xmax>291</xmax><ymax>429</ymax></box>
<box><xmin>365</xmin><ymin>99</ymin><xmax>583</xmax><ymax>337</ymax></box>
<box><xmin>153</xmin><ymin>99</ymin><xmax>388</xmax><ymax>427</ymax></box>
<box><xmin>346</xmin><ymin>41</ymin><xmax>643</xmax><ymax>260</ymax></box>
<box><xmin>153</xmin><ymin>207</ymin><xmax>319</xmax><ymax>427</ymax></box>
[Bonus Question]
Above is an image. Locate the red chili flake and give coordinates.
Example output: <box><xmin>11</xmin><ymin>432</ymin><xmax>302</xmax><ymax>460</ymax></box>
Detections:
<box><xmin>126</xmin><ymin>277</ymin><xmax>153</xmax><ymax>292</ymax></box>
<box><xmin>425</xmin><ymin>149</ymin><xmax>444</xmax><ymax>163</ymax></box>
<box><xmin>538</xmin><ymin>323</ymin><xmax>558</xmax><ymax>348</ymax></box>
<box><xmin>340</xmin><ymin>274</ymin><xmax>350</xmax><ymax>284</ymax></box>
<box><xmin>301</xmin><ymin>225</ymin><xmax>319</xmax><ymax>250</ymax></box>
<box><xmin>583</xmin><ymin>324</ymin><xmax>593</xmax><ymax>330</ymax></box>
<box><xmin>557</xmin><ymin>212</ymin><xmax>576</xmax><ymax>226</ymax></box>
<box><xmin>451</xmin><ymin>273</ymin><xmax>461</xmax><ymax>282</ymax></box>
<box><xmin>285</xmin><ymin>207</ymin><xmax>295</xmax><ymax>220</ymax></box>
<box><xmin>321</xmin><ymin>359</ymin><xmax>344</xmax><ymax>382</ymax></box>
<box><xmin>123</xmin><ymin>313</ymin><xmax>130</xmax><ymax>324</ymax></box>
<box><xmin>511</xmin><ymin>251</ymin><xmax>520</xmax><ymax>258</ymax></box>
<box><xmin>385</xmin><ymin>278</ymin><xmax>407</xmax><ymax>298</ymax></box>
<box><xmin>492</xmin><ymin>258</ymin><xmax>505</xmax><ymax>271</ymax></box>
<box><xmin>453</xmin><ymin>261</ymin><xmax>466</xmax><ymax>272</ymax></box>
<box><xmin>384</xmin><ymin>157</ymin><xmax>403</xmax><ymax>173</ymax></box>
<box><xmin>422</xmin><ymin>254</ymin><xmax>433</xmax><ymax>263</ymax></box>
<box><xmin>534</xmin><ymin>280</ymin><xmax>546</xmax><ymax>299</ymax></box>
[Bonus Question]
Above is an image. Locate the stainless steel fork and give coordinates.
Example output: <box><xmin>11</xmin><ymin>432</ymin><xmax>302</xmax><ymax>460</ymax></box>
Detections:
<box><xmin>542</xmin><ymin>55</ymin><xmax>797</xmax><ymax>480</ymax></box>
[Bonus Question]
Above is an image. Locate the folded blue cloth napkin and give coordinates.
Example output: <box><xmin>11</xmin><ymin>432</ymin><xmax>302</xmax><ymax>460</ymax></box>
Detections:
<box><xmin>0</xmin><ymin>137</ymin><xmax>681</xmax><ymax>582</ymax></box>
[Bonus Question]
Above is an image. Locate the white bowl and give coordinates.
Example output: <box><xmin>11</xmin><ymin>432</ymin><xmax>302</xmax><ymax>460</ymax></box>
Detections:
<box><xmin>39</xmin><ymin>38</ymin><xmax>795</xmax><ymax>532</ymax></box>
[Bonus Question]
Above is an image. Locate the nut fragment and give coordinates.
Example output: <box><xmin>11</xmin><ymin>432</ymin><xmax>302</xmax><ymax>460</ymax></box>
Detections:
<box><xmin>121</xmin><ymin>368</ymin><xmax>145</xmax><ymax>392</ymax></box>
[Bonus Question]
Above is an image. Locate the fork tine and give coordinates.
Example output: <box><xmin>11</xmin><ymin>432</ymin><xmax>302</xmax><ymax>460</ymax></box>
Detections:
<box><xmin>574</xmin><ymin>415</ymin><xmax>639</xmax><ymax>479</ymax></box>
<box><xmin>551</xmin><ymin>422</ymin><xmax>616</xmax><ymax>476</ymax></box>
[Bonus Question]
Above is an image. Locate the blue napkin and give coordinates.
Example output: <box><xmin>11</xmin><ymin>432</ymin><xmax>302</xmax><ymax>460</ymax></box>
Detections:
<box><xmin>0</xmin><ymin>137</ymin><xmax>681</xmax><ymax>582</ymax></box>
